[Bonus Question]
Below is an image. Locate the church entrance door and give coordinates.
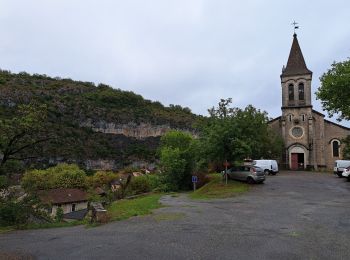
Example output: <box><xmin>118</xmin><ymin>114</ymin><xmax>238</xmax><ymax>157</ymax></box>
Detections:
<box><xmin>291</xmin><ymin>153</ymin><xmax>298</xmax><ymax>170</ymax></box>
<box><xmin>291</xmin><ymin>153</ymin><xmax>305</xmax><ymax>170</ymax></box>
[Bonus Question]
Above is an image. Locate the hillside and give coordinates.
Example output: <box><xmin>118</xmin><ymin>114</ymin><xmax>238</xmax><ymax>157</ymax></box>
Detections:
<box><xmin>0</xmin><ymin>69</ymin><xmax>198</xmax><ymax>170</ymax></box>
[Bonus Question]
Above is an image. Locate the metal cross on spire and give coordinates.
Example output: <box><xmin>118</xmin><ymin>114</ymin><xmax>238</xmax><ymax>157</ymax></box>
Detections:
<box><xmin>292</xmin><ymin>21</ymin><xmax>299</xmax><ymax>34</ymax></box>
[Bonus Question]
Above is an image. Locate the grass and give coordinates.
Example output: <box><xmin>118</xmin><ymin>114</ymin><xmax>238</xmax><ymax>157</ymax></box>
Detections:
<box><xmin>0</xmin><ymin>220</ymin><xmax>85</xmax><ymax>234</ymax></box>
<box><xmin>25</xmin><ymin>220</ymin><xmax>85</xmax><ymax>230</ymax></box>
<box><xmin>0</xmin><ymin>226</ymin><xmax>15</xmax><ymax>233</ymax></box>
<box><xmin>189</xmin><ymin>174</ymin><xmax>249</xmax><ymax>200</ymax></box>
<box><xmin>108</xmin><ymin>193</ymin><xmax>163</xmax><ymax>221</ymax></box>
<box><xmin>0</xmin><ymin>193</ymin><xmax>163</xmax><ymax>233</ymax></box>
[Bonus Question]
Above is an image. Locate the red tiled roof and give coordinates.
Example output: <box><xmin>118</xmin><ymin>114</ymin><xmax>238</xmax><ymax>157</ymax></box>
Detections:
<box><xmin>38</xmin><ymin>188</ymin><xmax>88</xmax><ymax>204</ymax></box>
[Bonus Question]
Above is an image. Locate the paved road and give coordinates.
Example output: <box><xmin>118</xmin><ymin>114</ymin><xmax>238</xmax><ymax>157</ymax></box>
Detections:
<box><xmin>1</xmin><ymin>171</ymin><xmax>350</xmax><ymax>260</ymax></box>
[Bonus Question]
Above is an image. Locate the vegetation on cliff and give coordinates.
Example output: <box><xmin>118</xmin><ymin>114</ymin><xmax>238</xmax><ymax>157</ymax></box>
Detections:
<box><xmin>0</xmin><ymin>69</ymin><xmax>198</xmax><ymax>170</ymax></box>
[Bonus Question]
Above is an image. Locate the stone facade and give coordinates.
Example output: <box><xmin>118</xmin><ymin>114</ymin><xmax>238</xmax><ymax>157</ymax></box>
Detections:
<box><xmin>269</xmin><ymin>34</ymin><xmax>350</xmax><ymax>170</ymax></box>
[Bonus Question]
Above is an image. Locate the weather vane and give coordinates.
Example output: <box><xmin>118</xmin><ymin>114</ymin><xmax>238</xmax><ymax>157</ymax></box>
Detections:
<box><xmin>292</xmin><ymin>20</ymin><xmax>299</xmax><ymax>34</ymax></box>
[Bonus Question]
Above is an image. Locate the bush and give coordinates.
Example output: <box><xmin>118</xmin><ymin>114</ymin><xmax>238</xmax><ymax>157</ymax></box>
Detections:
<box><xmin>21</xmin><ymin>163</ymin><xmax>87</xmax><ymax>191</ymax></box>
<box><xmin>87</xmin><ymin>171</ymin><xmax>119</xmax><ymax>188</ymax></box>
<box><xmin>0</xmin><ymin>176</ymin><xmax>9</xmax><ymax>189</ymax></box>
<box><xmin>159</xmin><ymin>131</ymin><xmax>195</xmax><ymax>191</ymax></box>
<box><xmin>147</xmin><ymin>174</ymin><xmax>162</xmax><ymax>191</ymax></box>
<box><xmin>160</xmin><ymin>147</ymin><xmax>188</xmax><ymax>191</ymax></box>
<box><xmin>125</xmin><ymin>176</ymin><xmax>151</xmax><ymax>196</ymax></box>
<box><xmin>55</xmin><ymin>207</ymin><xmax>64</xmax><ymax>222</ymax></box>
<box><xmin>0</xmin><ymin>196</ymin><xmax>41</xmax><ymax>227</ymax></box>
<box><xmin>0</xmin><ymin>160</ymin><xmax>25</xmax><ymax>176</ymax></box>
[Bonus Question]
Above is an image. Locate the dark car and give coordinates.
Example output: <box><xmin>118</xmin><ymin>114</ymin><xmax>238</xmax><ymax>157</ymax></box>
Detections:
<box><xmin>223</xmin><ymin>166</ymin><xmax>265</xmax><ymax>184</ymax></box>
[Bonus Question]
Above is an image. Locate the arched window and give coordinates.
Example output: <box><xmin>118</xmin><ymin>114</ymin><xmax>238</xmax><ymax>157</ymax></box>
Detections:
<box><xmin>288</xmin><ymin>84</ymin><xmax>294</xmax><ymax>101</ymax></box>
<box><xmin>301</xmin><ymin>114</ymin><xmax>306</xmax><ymax>122</ymax></box>
<box><xmin>298</xmin><ymin>83</ymin><xmax>304</xmax><ymax>100</ymax></box>
<box><xmin>332</xmin><ymin>140</ymin><xmax>340</xmax><ymax>157</ymax></box>
<box><xmin>288</xmin><ymin>114</ymin><xmax>293</xmax><ymax>122</ymax></box>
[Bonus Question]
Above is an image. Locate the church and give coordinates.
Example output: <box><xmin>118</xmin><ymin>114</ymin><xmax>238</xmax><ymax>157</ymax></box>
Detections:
<box><xmin>268</xmin><ymin>33</ymin><xmax>350</xmax><ymax>170</ymax></box>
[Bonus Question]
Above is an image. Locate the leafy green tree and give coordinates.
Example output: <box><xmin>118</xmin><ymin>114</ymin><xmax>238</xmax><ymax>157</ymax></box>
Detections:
<box><xmin>87</xmin><ymin>171</ymin><xmax>119</xmax><ymax>188</ymax></box>
<box><xmin>160</xmin><ymin>131</ymin><xmax>195</xmax><ymax>191</ymax></box>
<box><xmin>316</xmin><ymin>58</ymin><xmax>350</xmax><ymax>121</ymax></box>
<box><xmin>342</xmin><ymin>135</ymin><xmax>350</xmax><ymax>160</ymax></box>
<box><xmin>0</xmin><ymin>175</ymin><xmax>9</xmax><ymax>189</ymax></box>
<box><xmin>0</xmin><ymin>103</ymin><xmax>50</xmax><ymax>174</ymax></box>
<box><xmin>0</xmin><ymin>195</ymin><xmax>42</xmax><ymax>227</ymax></box>
<box><xmin>21</xmin><ymin>163</ymin><xmax>87</xmax><ymax>191</ymax></box>
<box><xmin>198</xmin><ymin>99</ymin><xmax>283</xmax><ymax>169</ymax></box>
<box><xmin>160</xmin><ymin>147</ymin><xmax>187</xmax><ymax>190</ymax></box>
<box><xmin>199</xmin><ymin>99</ymin><xmax>250</xmax><ymax>168</ymax></box>
<box><xmin>55</xmin><ymin>207</ymin><xmax>64</xmax><ymax>222</ymax></box>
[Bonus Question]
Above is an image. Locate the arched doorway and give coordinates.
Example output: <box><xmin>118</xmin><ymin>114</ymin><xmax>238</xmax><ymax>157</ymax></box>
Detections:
<box><xmin>289</xmin><ymin>145</ymin><xmax>307</xmax><ymax>170</ymax></box>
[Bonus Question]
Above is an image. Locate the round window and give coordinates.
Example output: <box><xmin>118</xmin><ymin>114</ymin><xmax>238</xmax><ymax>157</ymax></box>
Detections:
<box><xmin>291</xmin><ymin>127</ymin><xmax>303</xmax><ymax>138</ymax></box>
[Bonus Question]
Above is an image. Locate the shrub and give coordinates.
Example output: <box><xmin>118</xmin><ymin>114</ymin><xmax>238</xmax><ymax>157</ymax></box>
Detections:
<box><xmin>0</xmin><ymin>196</ymin><xmax>42</xmax><ymax>227</ymax></box>
<box><xmin>125</xmin><ymin>176</ymin><xmax>151</xmax><ymax>195</ymax></box>
<box><xmin>55</xmin><ymin>207</ymin><xmax>64</xmax><ymax>222</ymax></box>
<box><xmin>21</xmin><ymin>163</ymin><xmax>87</xmax><ymax>191</ymax></box>
<box><xmin>0</xmin><ymin>176</ymin><xmax>9</xmax><ymax>189</ymax></box>
<box><xmin>159</xmin><ymin>131</ymin><xmax>195</xmax><ymax>191</ymax></box>
<box><xmin>147</xmin><ymin>174</ymin><xmax>162</xmax><ymax>191</ymax></box>
<box><xmin>87</xmin><ymin>171</ymin><xmax>119</xmax><ymax>188</ymax></box>
<box><xmin>0</xmin><ymin>160</ymin><xmax>25</xmax><ymax>176</ymax></box>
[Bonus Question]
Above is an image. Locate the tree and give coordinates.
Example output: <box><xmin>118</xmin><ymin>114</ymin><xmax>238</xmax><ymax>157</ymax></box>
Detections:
<box><xmin>198</xmin><ymin>99</ymin><xmax>283</xmax><ymax>169</ymax></box>
<box><xmin>199</xmin><ymin>99</ymin><xmax>250</xmax><ymax>168</ymax></box>
<box><xmin>0</xmin><ymin>103</ymin><xmax>51</xmax><ymax>174</ymax></box>
<box><xmin>342</xmin><ymin>135</ymin><xmax>350</xmax><ymax>160</ymax></box>
<box><xmin>21</xmin><ymin>163</ymin><xmax>87</xmax><ymax>191</ymax></box>
<box><xmin>316</xmin><ymin>58</ymin><xmax>350</xmax><ymax>121</ymax></box>
<box><xmin>160</xmin><ymin>131</ymin><xmax>195</xmax><ymax>191</ymax></box>
<box><xmin>55</xmin><ymin>207</ymin><xmax>64</xmax><ymax>222</ymax></box>
<box><xmin>0</xmin><ymin>195</ymin><xmax>43</xmax><ymax>227</ymax></box>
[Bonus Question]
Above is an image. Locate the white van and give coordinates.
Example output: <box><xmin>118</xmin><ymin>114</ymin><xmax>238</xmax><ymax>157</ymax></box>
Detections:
<box><xmin>252</xmin><ymin>160</ymin><xmax>279</xmax><ymax>175</ymax></box>
<box><xmin>334</xmin><ymin>160</ymin><xmax>350</xmax><ymax>177</ymax></box>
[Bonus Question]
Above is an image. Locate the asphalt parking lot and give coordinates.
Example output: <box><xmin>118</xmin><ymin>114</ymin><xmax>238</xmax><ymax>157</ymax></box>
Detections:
<box><xmin>1</xmin><ymin>171</ymin><xmax>350</xmax><ymax>260</ymax></box>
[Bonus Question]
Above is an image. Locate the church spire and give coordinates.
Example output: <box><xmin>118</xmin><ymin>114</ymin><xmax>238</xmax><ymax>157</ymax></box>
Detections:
<box><xmin>281</xmin><ymin>34</ymin><xmax>312</xmax><ymax>77</ymax></box>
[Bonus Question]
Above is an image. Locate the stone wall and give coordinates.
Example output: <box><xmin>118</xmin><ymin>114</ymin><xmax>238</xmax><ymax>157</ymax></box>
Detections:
<box><xmin>323</xmin><ymin>120</ymin><xmax>350</xmax><ymax>169</ymax></box>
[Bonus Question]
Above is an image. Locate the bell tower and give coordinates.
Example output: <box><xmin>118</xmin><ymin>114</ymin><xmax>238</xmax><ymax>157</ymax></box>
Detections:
<box><xmin>280</xmin><ymin>33</ymin><xmax>314</xmax><ymax>170</ymax></box>
<box><xmin>281</xmin><ymin>33</ymin><xmax>313</xmax><ymax>108</ymax></box>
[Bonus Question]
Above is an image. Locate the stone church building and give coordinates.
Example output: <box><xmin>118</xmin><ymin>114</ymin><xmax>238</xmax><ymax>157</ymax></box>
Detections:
<box><xmin>268</xmin><ymin>33</ymin><xmax>350</xmax><ymax>170</ymax></box>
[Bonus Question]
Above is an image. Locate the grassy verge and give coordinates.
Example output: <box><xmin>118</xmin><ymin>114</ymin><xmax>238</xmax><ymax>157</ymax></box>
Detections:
<box><xmin>0</xmin><ymin>220</ymin><xmax>85</xmax><ymax>234</ymax></box>
<box><xmin>0</xmin><ymin>226</ymin><xmax>15</xmax><ymax>234</ymax></box>
<box><xmin>0</xmin><ymin>193</ymin><xmax>163</xmax><ymax>233</ymax></box>
<box><xmin>108</xmin><ymin>193</ymin><xmax>163</xmax><ymax>221</ymax></box>
<box><xmin>189</xmin><ymin>174</ymin><xmax>249</xmax><ymax>200</ymax></box>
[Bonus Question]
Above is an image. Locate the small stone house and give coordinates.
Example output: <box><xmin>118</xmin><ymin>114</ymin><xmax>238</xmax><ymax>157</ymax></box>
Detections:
<box><xmin>110</xmin><ymin>179</ymin><xmax>122</xmax><ymax>192</ymax></box>
<box><xmin>38</xmin><ymin>188</ymin><xmax>88</xmax><ymax>219</ymax></box>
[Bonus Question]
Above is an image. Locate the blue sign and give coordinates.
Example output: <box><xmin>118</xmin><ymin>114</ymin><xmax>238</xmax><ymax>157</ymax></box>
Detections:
<box><xmin>192</xmin><ymin>176</ymin><xmax>198</xmax><ymax>183</ymax></box>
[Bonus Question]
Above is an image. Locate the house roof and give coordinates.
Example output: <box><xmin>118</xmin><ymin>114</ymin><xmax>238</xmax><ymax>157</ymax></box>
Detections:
<box><xmin>281</xmin><ymin>34</ymin><xmax>312</xmax><ymax>77</ymax></box>
<box><xmin>63</xmin><ymin>209</ymin><xmax>88</xmax><ymax>220</ymax></box>
<box><xmin>38</xmin><ymin>188</ymin><xmax>88</xmax><ymax>204</ymax></box>
<box><xmin>95</xmin><ymin>187</ymin><xmax>106</xmax><ymax>195</ymax></box>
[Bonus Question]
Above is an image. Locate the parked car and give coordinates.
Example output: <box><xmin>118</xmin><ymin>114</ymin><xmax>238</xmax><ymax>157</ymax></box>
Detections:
<box><xmin>341</xmin><ymin>166</ymin><xmax>350</xmax><ymax>181</ymax></box>
<box><xmin>223</xmin><ymin>165</ymin><xmax>265</xmax><ymax>184</ymax></box>
<box><xmin>252</xmin><ymin>160</ymin><xmax>279</xmax><ymax>175</ymax></box>
<box><xmin>334</xmin><ymin>160</ymin><xmax>350</xmax><ymax>177</ymax></box>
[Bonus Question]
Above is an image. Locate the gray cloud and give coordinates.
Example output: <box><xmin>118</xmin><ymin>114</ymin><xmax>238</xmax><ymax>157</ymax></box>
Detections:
<box><xmin>0</xmin><ymin>0</ymin><xmax>349</xmax><ymax>126</ymax></box>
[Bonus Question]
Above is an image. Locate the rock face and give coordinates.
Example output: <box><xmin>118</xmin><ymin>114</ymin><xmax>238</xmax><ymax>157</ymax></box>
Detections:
<box><xmin>80</xmin><ymin>120</ymin><xmax>190</xmax><ymax>139</ymax></box>
<box><xmin>85</xmin><ymin>159</ymin><xmax>120</xmax><ymax>171</ymax></box>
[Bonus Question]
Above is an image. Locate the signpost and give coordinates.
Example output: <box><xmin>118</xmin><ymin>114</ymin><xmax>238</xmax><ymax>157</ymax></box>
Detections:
<box><xmin>192</xmin><ymin>176</ymin><xmax>198</xmax><ymax>191</ymax></box>
<box><xmin>223</xmin><ymin>160</ymin><xmax>230</xmax><ymax>185</ymax></box>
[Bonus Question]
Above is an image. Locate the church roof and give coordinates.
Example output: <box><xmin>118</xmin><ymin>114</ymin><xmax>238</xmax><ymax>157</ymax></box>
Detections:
<box><xmin>281</xmin><ymin>34</ymin><xmax>312</xmax><ymax>77</ymax></box>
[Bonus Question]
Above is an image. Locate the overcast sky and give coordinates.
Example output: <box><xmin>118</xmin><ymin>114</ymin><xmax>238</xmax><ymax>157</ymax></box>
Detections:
<box><xmin>1</xmin><ymin>0</ymin><xmax>350</xmax><ymax>126</ymax></box>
